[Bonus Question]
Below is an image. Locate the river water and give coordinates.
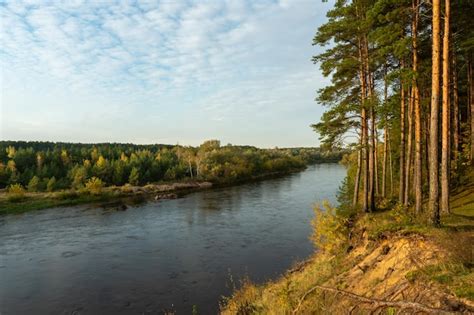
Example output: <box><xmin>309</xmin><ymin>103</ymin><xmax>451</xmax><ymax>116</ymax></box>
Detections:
<box><xmin>0</xmin><ymin>164</ymin><xmax>345</xmax><ymax>314</ymax></box>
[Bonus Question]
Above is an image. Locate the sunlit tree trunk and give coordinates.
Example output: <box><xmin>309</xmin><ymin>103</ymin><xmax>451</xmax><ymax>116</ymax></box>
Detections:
<box><xmin>366</xmin><ymin>43</ymin><xmax>376</xmax><ymax>212</ymax></box>
<box><xmin>382</xmin><ymin>67</ymin><xmax>388</xmax><ymax>199</ymax></box>
<box><xmin>452</xmin><ymin>51</ymin><xmax>459</xmax><ymax>170</ymax></box>
<box><xmin>388</xmin><ymin>130</ymin><xmax>394</xmax><ymax>197</ymax></box>
<box><xmin>353</xmin><ymin>137</ymin><xmax>362</xmax><ymax>207</ymax></box>
<box><xmin>413</xmin><ymin>0</ymin><xmax>422</xmax><ymax>214</ymax></box>
<box><xmin>358</xmin><ymin>38</ymin><xmax>369</xmax><ymax>213</ymax></box>
<box><xmin>429</xmin><ymin>0</ymin><xmax>441</xmax><ymax>225</ymax></box>
<box><xmin>404</xmin><ymin>88</ymin><xmax>414</xmax><ymax>207</ymax></box>
<box><xmin>375</xmin><ymin>127</ymin><xmax>380</xmax><ymax>197</ymax></box>
<box><xmin>441</xmin><ymin>0</ymin><xmax>450</xmax><ymax>214</ymax></box>
<box><xmin>399</xmin><ymin>79</ymin><xmax>406</xmax><ymax>204</ymax></box>
<box><xmin>382</xmin><ymin>126</ymin><xmax>388</xmax><ymax>198</ymax></box>
<box><xmin>469</xmin><ymin>54</ymin><xmax>474</xmax><ymax>163</ymax></box>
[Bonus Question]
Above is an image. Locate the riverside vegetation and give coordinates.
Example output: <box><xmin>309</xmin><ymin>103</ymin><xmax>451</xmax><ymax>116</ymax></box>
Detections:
<box><xmin>223</xmin><ymin>0</ymin><xmax>473</xmax><ymax>313</ymax></box>
<box><xmin>0</xmin><ymin>140</ymin><xmax>344</xmax><ymax>214</ymax></box>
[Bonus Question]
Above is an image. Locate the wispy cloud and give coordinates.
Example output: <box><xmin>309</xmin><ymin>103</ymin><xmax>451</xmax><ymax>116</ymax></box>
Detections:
<box><xmin>0</xmin><ymin>0</ymin><xmax>330</xmax><ymax>147</ymax></box>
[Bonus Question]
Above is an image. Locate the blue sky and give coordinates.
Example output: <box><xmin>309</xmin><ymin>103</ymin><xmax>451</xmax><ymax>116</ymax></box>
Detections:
<box><xmin>0</xmin><ymin>0</ymin><xmax>331</xmax><ymax>147</ymax></box>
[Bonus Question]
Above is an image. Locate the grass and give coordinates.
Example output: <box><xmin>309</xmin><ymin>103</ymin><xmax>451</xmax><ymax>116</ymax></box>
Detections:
<box><xmin>0</xmin><ymin>192</ymin><xmax>118</xmax><ymax>215</ymax></box>
<box><xmin>406</xmin><ymin>263</ymin><xmax>474</xmax><ymax>300</ymax></box>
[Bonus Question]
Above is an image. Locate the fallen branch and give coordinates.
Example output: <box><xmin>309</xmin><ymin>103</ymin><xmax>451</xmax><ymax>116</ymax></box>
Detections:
<box><xmin>292</xmin><ymin>284</ymin><xmax>457</xmax><ymax>314</ymax></box>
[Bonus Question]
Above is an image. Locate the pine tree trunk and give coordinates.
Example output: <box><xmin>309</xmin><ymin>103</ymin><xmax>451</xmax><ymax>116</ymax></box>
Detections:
<box><xmin>388</xmin><ymin>130</ymin><xmax>394</xmax><ymax>197</ymax></box>
<box><xmin>358</xmin><ymin>38</ymin><xmax>369</xmax><ymax>213</ymax></box>
<box><xmin>399</xmin><ymin>80</ymin><xmax>406</xmax><ymax>204</ymax></box>
<box><xmin>353</xmin><ymin>143</ymin><xmax>362</xmax><ymax>207</ymax></box>
<box><xmin>470</xmin><ymin>54</ymin><xmax>474</xmax><ymax>163</ymax></box>
<box><xmin>382</xmin><ymin>126</ymin><xmax>388</xmax><ymax>198</ymax></box>
<box><xmin>368</xmin><ymin>69</ymin><xmax>376</xmax><ymax>211</ymax></box>
<box><xmin>441</xmin><ymin>0</ymin><xmax>450</xmax><ymax>214</ymax></box>
<box><xmin>375</xmin><ymin>128</ymin><xmax>380</xmax><ymax>196</ymax></box>
<box><xmin>382</xmin><ymin>67</ymin><xmax>388</xmax><ymax>199</ymax></box>
<box><xmin>404</xmin><ymin>88</ymin><xmax>414</xmax><ymax>207</ymax></box>
<box><xmin>429</xmin><ymin>0</ymin><xmax>441</xmax><ymax>225</ymax></box>
<box><xmin>452</xmin><ymin>52</ymin><xmax>459</xmax><ymax>169</ymax></box>
<box><xmin>413</xmin><ymin>0</ymin><xmax>422</xmax><ymax>214</ymax></box>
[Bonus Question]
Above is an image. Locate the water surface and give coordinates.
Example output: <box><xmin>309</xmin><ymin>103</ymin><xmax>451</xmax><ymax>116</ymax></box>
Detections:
<box><xmin>0</xmin><ymin>164</ymin><xmax>345</xmax><ymax>314</ymax></box>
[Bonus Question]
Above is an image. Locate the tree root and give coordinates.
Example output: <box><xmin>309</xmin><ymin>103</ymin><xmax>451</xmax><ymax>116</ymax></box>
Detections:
<box><xmin>292</xmin><ymin>284</ymin><xmax>459</xmax><ymax>314</ymax></box>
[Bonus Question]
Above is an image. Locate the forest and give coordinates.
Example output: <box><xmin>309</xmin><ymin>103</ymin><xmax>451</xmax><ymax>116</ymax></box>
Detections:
<box><xmin>222</xmin><ymin>1</ymin><xmax>474</xmax><ymax>312</ymax></box>
<box><xmin>312</xmin><ymin>0</ymin><xmax>474</xmax><ymax>225</ymax></box>
<box><xmin>0</xmin><ymin>140</ymin><xmax>343</xmax><ymax>192</ymax></box>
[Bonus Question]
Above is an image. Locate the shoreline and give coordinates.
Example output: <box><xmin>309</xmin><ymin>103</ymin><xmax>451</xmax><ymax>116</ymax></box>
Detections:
<box><xmin>0</xmin><ymin>164</ymin><xmax>318</xmax><ymax>215</ymax></box>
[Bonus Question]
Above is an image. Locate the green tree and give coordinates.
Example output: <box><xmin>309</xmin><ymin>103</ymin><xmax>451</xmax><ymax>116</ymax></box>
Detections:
<box><xmin>128</xmin><ymin>167</ymin><xmax>140</xmax><ymax>186</ymax></box>
<box><xmin>27</xmin><ymin>176</ymin><xmax>40</xmax><ymax>192</ymax></box>
<box><xmin>46</xmin><ymin>176</ymin><xmax>57</xmax><ymax>192</ymax></box>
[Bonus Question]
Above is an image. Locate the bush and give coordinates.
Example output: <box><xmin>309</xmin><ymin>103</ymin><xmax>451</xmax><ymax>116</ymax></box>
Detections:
<box><xmin>85</xmin><ymin>177</ymin><xmax>104</xmax><ymax>195</ymax></box>
<box><xmin>46</xmin><ymin>177</ymin><xmax>57</xmax><ymax>192</ymax></box>
<box><xmin>7</xmin><ymin>183</ymin><xmax>26</xmax><ymax>202</ymax></box>
<box><xmin>27</xmin><ymin>176</ymin><xmax>40</xmax><ymax>192</ymax></box>
<box><xmin>311</xmin><ymin>201</ymin><xmax>349</xmax><ymax>255</ymax></box>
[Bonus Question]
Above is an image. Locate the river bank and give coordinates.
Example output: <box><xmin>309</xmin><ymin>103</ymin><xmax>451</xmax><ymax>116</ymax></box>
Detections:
<box><xmin>0</xmin><ymin>167</ymin><xmax>311</xmax><ymax>215</ymax></box>
<box><xmin>221</xmin><ymin>177</ymin><xmax>474</xmax><ymax>314</ymax></box>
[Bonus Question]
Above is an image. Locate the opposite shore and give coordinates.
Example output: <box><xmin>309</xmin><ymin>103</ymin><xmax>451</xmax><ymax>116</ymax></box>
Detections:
<box><xmin>0</xmin><ymin>166</ymin><xmax>313</xmax><ymax>215</ymax></box>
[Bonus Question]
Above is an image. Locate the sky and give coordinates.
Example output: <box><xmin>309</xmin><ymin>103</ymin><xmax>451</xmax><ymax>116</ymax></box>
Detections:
<box><xmin>0</xmin><ymin>0</ymin><xmax>331</xmax><ymax>148</ymax></box>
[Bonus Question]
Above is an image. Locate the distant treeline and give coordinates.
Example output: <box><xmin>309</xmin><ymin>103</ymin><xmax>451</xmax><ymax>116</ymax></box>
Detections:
<box><xmin>0</xmin><ymin>141</ymin><xmax>344</xmax><ymax>191</ymax></box>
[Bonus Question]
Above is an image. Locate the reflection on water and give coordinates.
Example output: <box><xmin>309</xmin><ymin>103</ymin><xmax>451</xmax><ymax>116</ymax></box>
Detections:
<box><xmin>0</xmin><ymin>164</ymin><xmax>345</xmax><ymax>314</ymax></box>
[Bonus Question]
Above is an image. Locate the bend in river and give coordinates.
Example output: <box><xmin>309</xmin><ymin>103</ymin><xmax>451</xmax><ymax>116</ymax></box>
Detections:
<box><xmin>0</xmin><ymin>164</ymin><xmax>345</xmax><ymax>314</ymax></box>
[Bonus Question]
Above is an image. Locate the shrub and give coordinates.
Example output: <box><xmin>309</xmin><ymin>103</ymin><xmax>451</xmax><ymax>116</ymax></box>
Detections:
<box><xmin>85</xmin><ymin>177</ymin><xmax>104</xmax><ymax>195</ymax></box>
<box><xmin>27</xmin><ymin>176</ymin><xmax>40</xmax><ymax>192</ymax></box>
<box><xmin>46</xmin><ymin>177</ymin><xmax>57</xmax><ymax>192</ymax></box>
<box><xmin>311</xmin><ymin>201</ymin><xmax>349</xmax><ymax>255</ymax></box>
<box><xmin>7</xmin><ymin>183</ymin><xmax>26</xmax><ymax>202</ymax></box>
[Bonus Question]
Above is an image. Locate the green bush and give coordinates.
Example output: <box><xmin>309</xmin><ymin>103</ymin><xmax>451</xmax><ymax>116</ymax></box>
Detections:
<box><xmin>46</xmin><ymin>177</ymin><xmax>57</xmax><ymax>192</ymax></box>
<box><xmin>27</xmin><ymin>176</ymin><xmax>40</xmax><ymax>192</ymax></box>
<box><xmin>7</xmin><ymin>183</ymin><xmax>26</xmax><ymax>202</ymax></box>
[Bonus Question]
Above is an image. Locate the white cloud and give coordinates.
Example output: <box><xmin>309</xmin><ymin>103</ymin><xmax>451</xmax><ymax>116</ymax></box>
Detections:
<box><xmin>0</xmin><ymin>0</ymin><xmax>332</xmax><ymax>147</ymax></box>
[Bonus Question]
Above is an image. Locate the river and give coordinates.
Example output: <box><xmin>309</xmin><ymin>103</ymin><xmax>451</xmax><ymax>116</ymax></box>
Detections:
<box><xmin>0</xmin><ymin>164</ymin><xmax>345</xmax><ymax>314</ymax></box>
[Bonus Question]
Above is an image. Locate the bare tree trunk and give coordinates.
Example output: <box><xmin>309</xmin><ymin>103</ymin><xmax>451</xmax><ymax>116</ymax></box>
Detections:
<box><xmin>358</xmin><ymin>37</ymin><xmax>369</xmax><ymax>213</ymax></box>
<box><xmin>382</xmin><ymin>67</ymin><xmax>388</xmax><ymax>199</ymax></box>
<box><xmin>452</xmin><ymin>51</ymin><xmax>459</xmax><ymax>170</ymax></box>
<box><xmin>382</xmin><ymin>126</ymin><xmax>388</xmax><ymax>198</ymax></box>
<box><xmin>368</xmin><ymin>77</ymin><xmax>376</xmax><ymax>212</ymax></box>
<box><xmin>399</xmin><ymin>79</ymin><xmax>406</xmax><ymax>204</ymax></box>
<box><xmin>405</xmin><ymin>87</ymin><xmax>414</xmax><ymax>207</ymax></box>
<box><xmin>441</xmin><ymin>0</ymin><xmax>450</xmax><ymax>214</ymax></box>
<box><xmin>363</xmin><ymin>35</ymin><xmax>376</xmax><ymax>212</ymax></box>
<box><xmin>429</xmin><ymin>0</ymin><xmax>441</xmax><ymax>225</ymax></box>
<box><xmin>353</xmin><ymin>141</ymin><xmax>362</xmax><ymax>207</ymax></box>
<box><xmin>375</xmin><ymin>127</ymin><xmax>380</xmax><ymax>196</ymax></box>
<box><xmin>388</xmin><ymin>130</ymin><xmax>394</xmax><ymax>197</ymax></box>
<box><xmin>413</xmin><ymin>0</ymin><xmax>422</xmax><ymax>214</ymax></box>
<box><xmin>470</xmin><ymin>54</ymin><xmax>474</xmax><ymax>163</ymax></box>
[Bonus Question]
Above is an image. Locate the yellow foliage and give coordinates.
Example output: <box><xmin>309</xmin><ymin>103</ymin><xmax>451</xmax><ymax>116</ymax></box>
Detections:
<box><xmin>311</xmin><ymin>201</ymin><xmax>348</xmax><ymax>255</ymax></box>
<box><xmin>85</xmin><ymin>177</ymin><xmax>104</xmax><ymax>195</ymax></box>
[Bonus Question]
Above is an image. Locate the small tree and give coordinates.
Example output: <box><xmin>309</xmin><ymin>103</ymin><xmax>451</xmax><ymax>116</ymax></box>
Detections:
<box><xmin>85</xmin><ymin>177</ymin><xmax>104</xmax><ymax>195</ymax></box>
<box><xmin>128</xmin><ymin>167</ymin><xmax>140</xmax><ymax>186</ymax></box>
<box><xmin>7</xmin><ymin>183</ymin><xmax>26</xmax><ymax>202</ymax></box>
<box><xmin>27</xmin><ymin>176</ymin><xmax>40</xmax><ymax>192</ymax></box>
<box><xmin>46</xmin><ymin>176</ymin><xmax>57</xmax><ymax>192</ymax></box>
